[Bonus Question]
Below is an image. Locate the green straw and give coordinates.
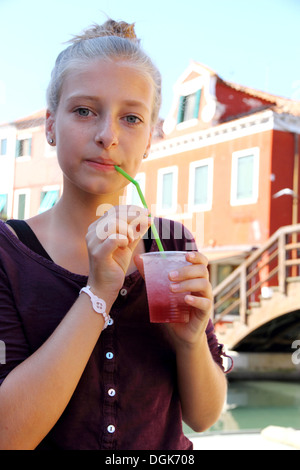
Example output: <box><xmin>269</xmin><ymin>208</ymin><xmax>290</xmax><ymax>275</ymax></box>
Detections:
<box><xmin>115</xmin><ymin>165</ymin><xmax>164</xmax><ymax>252</ymax></box>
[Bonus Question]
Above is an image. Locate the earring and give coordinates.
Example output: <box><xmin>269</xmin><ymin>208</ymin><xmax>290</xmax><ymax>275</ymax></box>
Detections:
<box><xmin>49</xmin><ymin>138</ymin><xmax>54</xmax><ymax>145</ymax></box>
<box><xmin>143</xmin><ymin>153</ymin><xmax>147</xmax><ymax>159</ymax></box>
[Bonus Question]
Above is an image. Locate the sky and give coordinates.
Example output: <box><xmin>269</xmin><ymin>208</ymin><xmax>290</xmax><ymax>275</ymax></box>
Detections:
<box><xmin>0</xmin><ymin>0</ymin><xmax>299</xmax><ymax>125</ymax></box>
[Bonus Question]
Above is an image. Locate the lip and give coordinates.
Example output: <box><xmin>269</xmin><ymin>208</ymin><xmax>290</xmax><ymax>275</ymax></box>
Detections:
<box><xmin>84</xmin><ymin>159</ymin><xmax>117</xmax><ymax>172</ymax></box>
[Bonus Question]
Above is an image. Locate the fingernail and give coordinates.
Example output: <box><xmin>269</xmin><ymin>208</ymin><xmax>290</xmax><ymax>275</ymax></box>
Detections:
<box><xmin>169</xmin><ymin>270</ymin><xmax>178</xmax><ymax>280</ymax></box>
<box><xmin>171</xmin><ymin>283</ymin><xmax>180</xmax><ymax>291</ymax></box>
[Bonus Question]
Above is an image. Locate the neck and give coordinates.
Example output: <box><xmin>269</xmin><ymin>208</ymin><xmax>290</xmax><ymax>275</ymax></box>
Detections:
<box><xmin>51</xmin><ymin>181</ymin><xmax>126</xmax><ymax>238</ymax></box>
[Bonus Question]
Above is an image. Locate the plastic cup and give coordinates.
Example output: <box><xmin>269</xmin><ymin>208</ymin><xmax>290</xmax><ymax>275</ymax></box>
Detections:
<box><xmin>141</xmin><ymin>251</ymin><xmax>192</xmax><ymax>323</ymax></box>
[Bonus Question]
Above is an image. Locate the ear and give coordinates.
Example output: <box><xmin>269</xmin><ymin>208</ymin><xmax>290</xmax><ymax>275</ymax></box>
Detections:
<box><xmin>45</xmin><ymin>109</ymin><xmax>56</xmax><ymax>144</ymax></box>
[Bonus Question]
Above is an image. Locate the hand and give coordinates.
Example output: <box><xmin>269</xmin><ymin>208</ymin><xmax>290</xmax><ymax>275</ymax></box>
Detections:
<box><xmin>86</xmin><ymin>205</ymin><xmax>151</xmax><ymax>303</ymax></box>
<box><xmin>166</xmin><ymin>251</ymin><xmax>212</xmax><ymax>349</ymax></box>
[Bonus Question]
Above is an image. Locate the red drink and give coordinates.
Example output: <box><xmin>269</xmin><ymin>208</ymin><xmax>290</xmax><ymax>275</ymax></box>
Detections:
<box><xmin>141</xmin><ymin>251</ymin><xmax>192</xmax><ymax>323</ymax></box>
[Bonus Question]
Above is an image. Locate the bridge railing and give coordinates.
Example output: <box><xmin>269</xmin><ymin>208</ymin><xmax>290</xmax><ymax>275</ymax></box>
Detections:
<box><xmin>212</xmin><ymin>224</ymin><xmax>300</xmax><ymax>326</ymax></box>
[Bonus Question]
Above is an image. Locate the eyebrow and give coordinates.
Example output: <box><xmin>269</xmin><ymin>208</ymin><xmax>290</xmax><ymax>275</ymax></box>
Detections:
<box><xmin>66</xmin><ymin>95</ymin><xmax>150</xmax><ymax>112</ymax></box>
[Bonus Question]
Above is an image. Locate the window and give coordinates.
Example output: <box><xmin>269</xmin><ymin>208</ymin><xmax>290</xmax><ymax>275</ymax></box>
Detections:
<box><xmin>0</xmin><ymin>194</ymin><xmax>8</xmax><ymax>220</ymax></box>
<box><xmin>126</xmin><ymin>173</ymin><xmax>145</xmax><ymax>207</ymax></box>
<box><xmin>15</xmin><ymin>137</ymin><xmax>32</xmax><ymax>158</ymax></box>
<box><xmin>231</xmin><ymin>148</ymin><xmax>259</xmax><ymax>206</ymax></box>
<box><xmin>18</xmin><ymin>194</ymin><xmax>26</xmax><ymax>219</ymax></box>
<box><xmin>38</xmin><ymin>189</ymin><xmax>59</xmax><ymax>214</ymax></box>
<box><xmin>177</xmin><ymin>89</ymin><xmax>201</xmax><ymax>124</ymax></box>
<box><xmin>157</xmin><ymin>166</ymin><xmax>178</xmax><ymax>214</ymax></box>
<box><xmin>0</xmin><ymin>139</ymin><xmax>7</xmax><ymax>155</ymax></box>
<box><xmin>189</xmin><ymin>158</ymin><xmax>213</xmax><ymax>211</ymax></box>
<box><xmin>13</xmin><ymin>190</ymin><xmax>30</xmax><ymax>220</ymax></box>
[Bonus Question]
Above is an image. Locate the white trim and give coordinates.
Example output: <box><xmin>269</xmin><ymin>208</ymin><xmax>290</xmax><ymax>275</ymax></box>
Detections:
<box><xmin>230</xmin><ymin>147</ymin><xmax>260</xmax><ymax>206</ymax></box>
<box><xmin>41</xmin><ymin>184</ymin><xmax>60</xmax><ymax>193</ymax></box>
<box><xmin>156</xmin><ymin>166</ymin><xmax>178</xmax><ymax>215</ymax></box>
<box><xmin>13</xmin><ymin>188</ymin><xmax>31</xmax><ymax>219</ymax></box>
<box><xmin>151</xmin><ymin>110</ymin><xmax>275</xmax><ymax>161</ymax></box>
<box><xmin>173</xmin><ymin>62</ymin><xmax>213</xmax><ymax>90</ymax></box>
<box><xmin>188</xmin><ymin>158</ymin><xmax>214</xmax><ymax>212</ymax></box>
<box><xmin>176</xmin><ymin>118</ymin><xmax>198</xmax><ymax>131</ymax></box>
<box><xmin>174</xmin><ymin>76</ymin><xmax>204</xmax><ymax>97</ymax></box>
<box><xmin>15</xmin><ymin>156</ymin><xmax>31</xmax><ymax>162</ymax></box>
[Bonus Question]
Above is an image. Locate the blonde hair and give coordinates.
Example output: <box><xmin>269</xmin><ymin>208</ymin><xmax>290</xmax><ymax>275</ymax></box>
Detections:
<box><xmin>46</xmin><ymin>19</ymin><xmax>162</xmax><ymax>125</ymax></box>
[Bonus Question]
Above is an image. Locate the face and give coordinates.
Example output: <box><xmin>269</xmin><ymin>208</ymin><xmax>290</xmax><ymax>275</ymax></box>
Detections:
<box><xmin>46</xmin><ymin>58</ymin><xmax>154</xmax><ymax>196</ymax></box>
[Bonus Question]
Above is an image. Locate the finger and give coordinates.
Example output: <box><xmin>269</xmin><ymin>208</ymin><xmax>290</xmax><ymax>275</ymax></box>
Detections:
<box><xmin>88</xmin><ymin>232</ymin><xmax>129</xmax><ymax>259</ymax></box>
<box><xmin>184</xmin><ymin>294</ymin><xmax>212</xmax><ymax>312</ymax></box>
<box><xmin>114</xmin><ymin>205</ymin><xmax>150</xmax><ymax>223</ymax></box>
<box><xmin>170</xmin><ymin>278</ymin><xmax>212</xmax><ymax>296</ymax></box>
<box><xmin>128</xmin><ymin>213</ymin><xmax>152</xmax><ymax>241</ymax></box>
<box><xmin>96</xmin><ymin>217</ymin><xmax>134</xmax><ymax>242</ymax></box>
<box><xmin>133</xmin><ymin>254</ymin><xmax>145</xmax><ymax>278</ymax></box>
<box><xmin>95</xmin><ymin>206</ymin><xmax>150</xmax><ymax>242</ymax></box>
<box><xmin>185</xmin><ymin>251</ymin><xmax>208</xmax><ymax>266</ymax></box>
<box><xmin>168</xmin><ymin>263</ymin><xmax>209</xmax><ymax>282</ymax></box>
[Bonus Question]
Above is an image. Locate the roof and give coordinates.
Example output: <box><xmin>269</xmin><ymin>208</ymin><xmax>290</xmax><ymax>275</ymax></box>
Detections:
<box><xmin>14</xmin><ymin>109</ymin><xmax>46</xmax><ymax>130</ymax></box>
<box><xmin>190</xmin><ymin>60</ymin><xmax>300</xmax><ymax>117</ymax></box>
<box><xmin>220</xmin><ymin>78</ymin><xmax>300</xmax><ymax>117</ymax></box>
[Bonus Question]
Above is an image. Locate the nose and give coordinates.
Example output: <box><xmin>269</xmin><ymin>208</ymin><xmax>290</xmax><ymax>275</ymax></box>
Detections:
<box><xmin>95</xmin><ymin>115</ymin><xmax>119</xmax><ymax>149</ymax></box>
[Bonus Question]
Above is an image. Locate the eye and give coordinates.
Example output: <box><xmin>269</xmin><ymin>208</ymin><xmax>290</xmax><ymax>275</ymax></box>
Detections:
<box><xmin>75</xmin><ymin>107</ymin><xmax>92</xmax><ymax>117</ymax></box>
<box><xmin>124</xmin><ymin>115</ymin><xmax>142</xmax><ymax>124</ymax></box>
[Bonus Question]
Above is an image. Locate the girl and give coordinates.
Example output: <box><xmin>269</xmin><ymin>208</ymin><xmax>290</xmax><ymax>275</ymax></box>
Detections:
<box><xmin>0</xmin><ymin>19</ymin><xmax>228</xmax><ymax>450</ymax></box>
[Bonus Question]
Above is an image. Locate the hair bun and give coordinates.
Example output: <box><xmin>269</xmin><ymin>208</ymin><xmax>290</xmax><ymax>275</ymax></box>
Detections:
<box><xmin>70</xmin><ymin>19</ymin><xmax>139</xmax><ymax>44</ymax></box>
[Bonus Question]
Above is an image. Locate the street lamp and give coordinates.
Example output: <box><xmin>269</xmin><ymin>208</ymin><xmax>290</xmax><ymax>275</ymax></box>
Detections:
<box><xmin>272</xmin><ymin>188</ymin><xmax>300</xmax><ymax>200</ymax></box>
<box><xmin>272</xmin><ymin>188</ymin><xmax>300</xmax><ymax>226</ymax></box>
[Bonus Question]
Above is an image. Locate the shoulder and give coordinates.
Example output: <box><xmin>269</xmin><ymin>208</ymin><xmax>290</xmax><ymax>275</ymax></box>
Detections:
<box><xmin>5</xmin><ymin>222</ymin><xmax>18</xmax><ymax>238</ymax></box>
<box><xmin>0</xmin><ymin>219</ymin><xmax>17</xmax><ymax>239</ymax></box>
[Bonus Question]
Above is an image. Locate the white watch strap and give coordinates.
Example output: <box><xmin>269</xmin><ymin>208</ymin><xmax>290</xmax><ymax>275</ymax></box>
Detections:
<box><xmin>79</xmin><ymin>285</ymin><xmax>110</xmax><ymax>329</ymax></box>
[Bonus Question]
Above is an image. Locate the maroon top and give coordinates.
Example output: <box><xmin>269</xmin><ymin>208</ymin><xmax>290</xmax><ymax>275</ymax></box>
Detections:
<box><xmin>0</xmin><ymin>218</ymin><xmax>225</xmax><ymax>450</ymax></box>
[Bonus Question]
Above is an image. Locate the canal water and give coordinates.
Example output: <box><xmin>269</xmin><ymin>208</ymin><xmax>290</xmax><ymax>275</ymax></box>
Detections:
<box><xmin>183</xmin><ymin>380</ymin><xmax>300</xmax><ymax>436</ymax></box>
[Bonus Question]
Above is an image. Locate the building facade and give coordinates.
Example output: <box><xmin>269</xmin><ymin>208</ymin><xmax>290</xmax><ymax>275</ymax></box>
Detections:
<box><xmin>0</xmin><ymin>110</ymin><xmax>63</xmax><ymax>221</ymax></box>
<box><xmin>135</xmin><ymin>62</ymin><xmax>300</xmax><ymax>284</ymax></box>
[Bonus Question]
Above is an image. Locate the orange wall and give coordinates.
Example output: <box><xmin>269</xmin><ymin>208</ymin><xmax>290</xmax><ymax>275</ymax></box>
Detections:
<box><xmin>142</xmin><ymin>129</ymin><xmax>274</xmax><ymax>248</ymax></box>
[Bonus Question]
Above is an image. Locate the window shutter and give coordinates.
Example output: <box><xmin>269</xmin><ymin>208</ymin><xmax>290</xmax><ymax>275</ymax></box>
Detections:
<box><xmin>177</xmin><ymin>96</ymin><xmax>185</xmax><ymax>123</ymax></box>
<box><xmin>193</xmin><ymin>89</ymin><xmax>201</xmax><ymax>119</ymax></box>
